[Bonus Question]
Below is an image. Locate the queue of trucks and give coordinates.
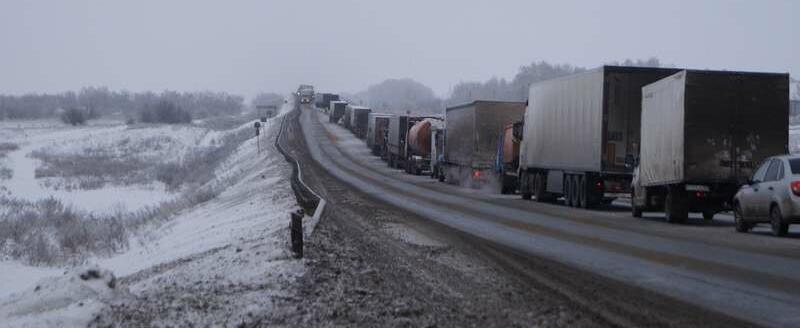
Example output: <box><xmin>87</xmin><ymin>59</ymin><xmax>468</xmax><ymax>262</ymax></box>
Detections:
<box><xmin>307</xmin><ymin>65</ymin><xmax>791</xmax><ymax>224</ymax></box>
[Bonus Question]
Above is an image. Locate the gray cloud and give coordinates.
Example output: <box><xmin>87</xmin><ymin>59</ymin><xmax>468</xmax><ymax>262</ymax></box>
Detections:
<box><xmin>0</xmin><ymin>0</ymin><xmax>797</xmax><ymax>97</ymax></box>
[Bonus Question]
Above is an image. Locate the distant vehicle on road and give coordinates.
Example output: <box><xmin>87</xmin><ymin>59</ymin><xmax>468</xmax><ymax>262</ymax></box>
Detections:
<box><xmin>366</xmin><ymin>113</ymin><xmax>392</xmax><ymax>157</ymax></box>
<box><xmin>329</xmin><ymin>101</ymin><xmax>347</xmax><ymax>124</ymax></box>
<box><xmin>632</xmin><ymin>70</ymin><xmax>789</xmax><ymax>223</ymax></box>
<box><xmin>315</xmin><ymin>93</ymin><xmax>339</xmax><ymax>110</ymax></box>
<box><xmin>297</xmin><ymin>84</ymin><xmax>315</xmax><ymax>104</ymax></box>
<box><xmin>348</xmin><ymin>105</ymin><xmax>371</xmax><ymax>139</ymax></box>
<box><xmin>733</xmin><ymin>155</ymin><xmax>800</xmax><ymax>236</ymax></box>
<box><xmin>443</xmin><ymin>100</ymin><xmax>525</xmax><ymax>189</ymax></box>
<box><xmin>495</xmin><ymin>121</ymin><xmax>523</xmax><ymax>194</ymax></box>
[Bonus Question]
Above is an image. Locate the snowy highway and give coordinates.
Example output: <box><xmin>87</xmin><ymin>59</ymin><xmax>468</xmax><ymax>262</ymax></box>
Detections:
<box><xmin>296</xmin><ymin>105</ymin><xmax>800</xmax><ymax>328</ymax></box>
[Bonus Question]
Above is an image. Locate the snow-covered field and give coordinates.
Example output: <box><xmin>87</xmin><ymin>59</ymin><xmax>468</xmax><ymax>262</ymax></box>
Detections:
<box><xmin>0</xmin><ymin>120</ymin><xmax>229</xmax><ymax>214</ymax></box>
<box><xmin>0</xmin><ymin>101</ymin><xmax>302</xmax><ymax>326</ymax></box>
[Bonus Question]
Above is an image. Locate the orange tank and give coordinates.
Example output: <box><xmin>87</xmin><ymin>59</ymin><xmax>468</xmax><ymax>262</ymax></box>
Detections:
<box><xmin>407</xmin><ymin>119</ymin><xmax>435</xmax><ymax>156</ymax></box>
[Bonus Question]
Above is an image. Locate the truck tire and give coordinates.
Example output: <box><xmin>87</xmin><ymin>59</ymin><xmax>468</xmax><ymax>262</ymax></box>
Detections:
<box><xmin>564</xmin><ymin>175</ymin><xmax>573</xmax><ymax>207</ymax></box>
<box><xmin>631</xmin><ymin>189</ymin><xmax>643</xmax><ymax>218</ymax></box>
<box><xmin>577</xmin><ymin>175</ymin><xmax>588</xmax><ymax>208</ymax></box>
<box><xmin>534</xmin><ymin>173</ymin><xmax>549</xmax><ymax>202</ymax></box>
<box><xmin>770</xmin><ymin>206</ymin><xmax>789</xmax><ymax>237</ymax></box>
<box><xmin>734</xmin><ymin>204</ymin><xmax>752</xmax><ymax>233</ymax></box>
<box><xmin>665</xmin><ymin>187</ymin><xmax>688</xmax><ymax>224</ymax></box>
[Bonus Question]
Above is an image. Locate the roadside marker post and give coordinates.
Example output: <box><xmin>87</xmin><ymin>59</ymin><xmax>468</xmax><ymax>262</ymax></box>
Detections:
<box><xmin>290</xmin><ymin>209</ymin><xmax>304</xmax><ymax>258</ymax></box>
<box><xmin>254</xmin><ymin>121</ymin><xmax>262</xmax><ymax>154</ymax></box>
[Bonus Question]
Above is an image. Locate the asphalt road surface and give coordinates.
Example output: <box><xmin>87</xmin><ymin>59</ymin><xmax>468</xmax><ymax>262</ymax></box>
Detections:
<box><xmin>294</xmin><ymin>105</ymin><xmax>800</xmax><ymax>327</ymax></box>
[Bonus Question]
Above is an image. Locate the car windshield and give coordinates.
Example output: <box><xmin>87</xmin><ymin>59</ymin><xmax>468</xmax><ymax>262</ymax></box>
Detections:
<box><xmin>789</xmin><ymin>158</ymin><xmax>800</xmax><ymax>174</ymax></box>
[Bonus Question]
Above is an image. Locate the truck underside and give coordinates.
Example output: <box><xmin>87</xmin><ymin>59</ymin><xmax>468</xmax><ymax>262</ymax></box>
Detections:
<box><xmin>632</xmin><ymin>182</ymin><xmax>739</xmax><ymax>222</ymax></box>
<box><xmin>518</xmin><ymin>168</ymin><xmax>631</xmax><ymax>209</ymax></box>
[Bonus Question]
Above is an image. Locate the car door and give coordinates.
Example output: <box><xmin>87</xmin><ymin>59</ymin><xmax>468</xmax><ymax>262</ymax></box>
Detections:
<box><xmin>754</xmin><ymin>159</ymin><xmax>781</xmax><ymax>218</ymax></box>
<box><xmin>739</xmin><ymin>160</ymin><xmax>770</xmax><ymax>218</ymax></box>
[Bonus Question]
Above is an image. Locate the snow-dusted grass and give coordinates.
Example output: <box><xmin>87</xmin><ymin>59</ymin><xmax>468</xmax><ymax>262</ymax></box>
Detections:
<box><xmin>0</xmin><ymin>115</ymin><xmax>260</xmax><ymax>266</ymax></box>
<box><xmin>0</xmin><ymin>100</ymin><xmax>300</xmax><ymax>326</ymax></box>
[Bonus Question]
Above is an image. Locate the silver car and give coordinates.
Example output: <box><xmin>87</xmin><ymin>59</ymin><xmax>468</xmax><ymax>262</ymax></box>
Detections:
<box><xmin>733</xmin><ymin>155</ymin><xmax>800</xmax><ymax>236</ymax></box>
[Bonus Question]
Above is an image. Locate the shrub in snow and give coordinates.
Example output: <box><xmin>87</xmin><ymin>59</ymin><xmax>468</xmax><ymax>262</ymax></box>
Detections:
<box><xmin>60</xmin><ymin>108</ymin><xmax>89</xmax><ymax>126</ymax></box>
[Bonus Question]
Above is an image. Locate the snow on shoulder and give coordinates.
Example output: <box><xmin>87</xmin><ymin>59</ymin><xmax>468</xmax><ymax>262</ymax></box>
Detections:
<box><xmin>0</xmin><ymin>266</ymin><xmax>124</xmax><ymax>328</ymax></box>
<box><xmin>0</xmin><ymin>98</ymin><xmax>304</xmax><ymax>326</ymax></box>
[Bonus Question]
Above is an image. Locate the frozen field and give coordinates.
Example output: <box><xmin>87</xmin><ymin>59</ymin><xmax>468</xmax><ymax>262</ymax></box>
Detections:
<box><xmin>0</xmin><ymin>120</ymin><xmax>233</xmax><ymax>215</ymax></box>
<box><xmin>0</xmin><ymin>101</ymin><xmax>301</xmax><ymax>326</ymax></box>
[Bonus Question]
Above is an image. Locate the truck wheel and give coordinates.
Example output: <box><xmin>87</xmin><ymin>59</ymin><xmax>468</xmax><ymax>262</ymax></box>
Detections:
<box><xmin>770</xmin><ymin>206</ymin><xmax>789</xmax><ymax>237</ymax></box>
<box><xmin>569</xmin><ymin>175</ymin><xmax>579</xmax><ymax>207</ymax></box>
<box><xmin>734</xmin><ymin>204</ymin><xmax>751</xmax><ymax>233</ymax></box>
<box><xmin>534</xmin><ymin>173</ymin><xmax>551</xmax><ymax>202</ymax></box>
<box><xmin>702</xmin><ymin>210</ymin><xmax>714</xmax><ymax>221</ymax></box>
<box><xmin>577</xmin><ymin>176</ymin><xmax>588</xmax><ymax>208</ymax></box>
<box><xmin>564</xmin><ymin>175</ymin><xmax>573</xmax><ymax>207</ymax></box>
<box><xmin>631</xmin><ymin>189</ymin><xmax>643</xmax><ymax>218</ymax></box>
<box><xmin>665</xmin><ymin>188</ymin><xmax>688</xmax><ymax>224</ymax></box>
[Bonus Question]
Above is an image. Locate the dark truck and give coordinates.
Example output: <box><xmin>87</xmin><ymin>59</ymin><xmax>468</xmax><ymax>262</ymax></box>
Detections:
<box><xmin>297</xmin><ymin>84</ymin><xmax>314</xmax><ymax>104</ymax></box>
<box><xmin>386</xmin><ymin>115</ymin><xmax>411</xmax><ymax>169</ymax></box>
<box><xmin>495</xmin><ymin>121</ymin><xmax>523</xmax><ymax>194</ymax></box>
<box><xmin>329</xmin><ymin>101</ymin><xmax>347</xmax><ymax>124</ymax></box>
<box><xmin>443</xmin><ymin>101</ymin><xmax>525</xmax><ymax>189</ymax></box>
<box><xmin>347</xmin><ymin>105</ymin><xmax>371</xmax><ymax>139</ymax></box>
<box><xmin>342</xmin><ymin>105</ymin><xmax>353</xmax><ymax>129</ymax></box>
<box><xmin>518</xmin><ymin>66</ymin><xmax>681</xmax><ymax>208</ymax></box>
<box><xmin>367</xmin><ymin>113</ymin><xmax>392</xmax><ymax>156</ymax></box>
<box><xmin>315</xmin><ymin>93</ymin><xmax>339</xmax><ymax>110</ymax></box>
<box><xmin>632</xmin><ymin>70</ymin><xmax>789</xmax><ymax>222</ymax></box>
<box><xmin>405</xmin><ymin>118</ymin><xmax>444</xmax><ymax>175</ymax></box>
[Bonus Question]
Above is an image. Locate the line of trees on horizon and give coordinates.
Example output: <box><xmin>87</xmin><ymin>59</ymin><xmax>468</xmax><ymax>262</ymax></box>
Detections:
<box><xmin>0</xmin><ymin>87</ymin><xmax>245</xmax><ymax>122</ymax></box>
<box><xmin>347</xmin><ymin>58</ymin><xmax>669</xmax><ymax>115</ymax></box>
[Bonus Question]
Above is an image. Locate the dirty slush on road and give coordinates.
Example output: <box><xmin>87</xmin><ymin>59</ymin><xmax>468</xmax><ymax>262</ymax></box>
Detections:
<box><xmin>260</xmin><ymin>108</ymin><xmax>749</xmax><ymax>328</ymax></box>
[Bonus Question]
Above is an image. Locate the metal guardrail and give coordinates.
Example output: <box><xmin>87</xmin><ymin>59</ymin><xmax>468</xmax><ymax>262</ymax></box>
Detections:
<box><xmin>275</xmin><ymin>103</ymin><xmax>327</xmax><ymax>257</ymax></box>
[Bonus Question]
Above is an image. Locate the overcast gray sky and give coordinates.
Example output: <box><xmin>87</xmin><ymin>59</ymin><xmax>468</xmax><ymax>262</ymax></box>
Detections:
<box><xmin>0</xmin><ymin>0</ymin><xmax>796</xmax><ymax>98</ymax></box>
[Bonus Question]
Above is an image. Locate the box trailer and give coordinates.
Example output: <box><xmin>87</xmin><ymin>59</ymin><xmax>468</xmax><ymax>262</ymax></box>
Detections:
<box><xmin>347</xmin><ymin>105</ymin><xmax>371</xmax><ymax>139</ymax></box>
<box><xmin>315</xmin><ymin>93</ymin><xmax>340</xmax><ymax>110</ymax></box>
<box><xmin>342</xmin><ymin>105</ymin><xmax>353</xmax><ymax>129</ymax></box>
<box><xmin>632</xmin><ymin>70</ymin><xmax>789</xmax><ymax>222</ymax></box>
<box><xmin>386</xmin><ymin>115</ymin><xmax>410</xmax><ymax>168</ymax></box>
<box><xmin>518</xmin><ymin>66</ymin><xmax>682</xmax><ymax>207</ymax></box>
<box><xmin>443</xmin><ymin>100</ymin><xmax>525</xmax><ymax>189</ymax></box>
<box><xmin>329</xmin><ymin>101</ymin><xmax>347</xmax><ymax>124</ymax></box>
<box><xmin>367</xmin><ymin>113</ymin><xmax>392</xmax><ymax>156</ymax></box>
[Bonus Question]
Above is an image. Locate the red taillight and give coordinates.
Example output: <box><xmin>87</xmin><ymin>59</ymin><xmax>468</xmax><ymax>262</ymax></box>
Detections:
<box><xmin>595</xmin><ymin>180</ymin><xmax>604</xmax><ymax>190</ymax></box>
<box><xmin>791</xmin><ymin>181</ymin><xmax>800</xmax><ymax>196</ymax></box>
<box><xmin>694</xmin><ymin>191</ymin><xmax>706</xmax><ymax>199</ymax></box>
<box><xmin>473</xmin><ymin>170</ymin><xmax>481</xmax><ymax>178</ymax></box>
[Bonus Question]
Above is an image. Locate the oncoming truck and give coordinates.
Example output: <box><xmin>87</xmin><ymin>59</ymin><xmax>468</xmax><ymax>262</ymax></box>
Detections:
<box><xmin>632</xmin><ymin>70</ymin><xmax>789</xmax><ymax>222</ymax></box>
<box><xmin>518</xmin><ymin>66</ymin><xmax>681</xmax><ymax>207</ymax></box>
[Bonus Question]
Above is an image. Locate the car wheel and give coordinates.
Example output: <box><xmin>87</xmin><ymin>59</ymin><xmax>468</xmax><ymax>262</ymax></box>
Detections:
<box><xmin>631</xmin><ymin>189</ymin><xmax>643</xmax><ymax>218</ymax></box>
<box><xmin>734</xmin><ymin>204</ymin><xmax>751</xmax><ymax>233</ymax></box>
<box><xmin>770</xmin><ymin>205</ymin><xmax>789</xmax><ymax>237</ymax></box>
